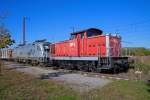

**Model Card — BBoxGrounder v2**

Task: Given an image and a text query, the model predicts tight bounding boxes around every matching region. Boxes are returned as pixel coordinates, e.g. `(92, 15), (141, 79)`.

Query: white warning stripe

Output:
(106, 35), (110, 57)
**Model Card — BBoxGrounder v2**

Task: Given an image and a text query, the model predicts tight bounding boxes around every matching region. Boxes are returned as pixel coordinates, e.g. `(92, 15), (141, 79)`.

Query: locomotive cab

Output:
(70, 28), (105, 57)
(70, 28), (103, 39)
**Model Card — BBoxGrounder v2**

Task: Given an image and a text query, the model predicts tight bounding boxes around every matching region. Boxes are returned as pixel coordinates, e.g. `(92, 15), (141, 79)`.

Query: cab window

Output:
(87, 31), (101, 37)
(81, 32), (84, 38)
(44, 45), (49, 52)
(70, 34), (76, 39)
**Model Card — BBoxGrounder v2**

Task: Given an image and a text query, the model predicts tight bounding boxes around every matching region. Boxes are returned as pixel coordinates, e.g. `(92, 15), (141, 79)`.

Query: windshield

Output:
(43, 45), (50, 52)
(44, 46), (49, 49)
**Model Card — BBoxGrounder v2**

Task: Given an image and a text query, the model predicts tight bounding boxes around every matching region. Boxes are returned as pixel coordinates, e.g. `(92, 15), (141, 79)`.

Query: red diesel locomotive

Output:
(50, 28), (129, 73)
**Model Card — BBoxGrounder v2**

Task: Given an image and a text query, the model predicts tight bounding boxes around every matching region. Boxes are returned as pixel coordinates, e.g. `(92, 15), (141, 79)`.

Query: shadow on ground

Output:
(6, 66), (28, 70)
(40, 72), (67, 79)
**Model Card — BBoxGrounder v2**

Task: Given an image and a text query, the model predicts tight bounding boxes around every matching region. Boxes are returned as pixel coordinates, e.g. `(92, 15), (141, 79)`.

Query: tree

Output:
(0, 25), (15, 48)
(0, 12), (15, 75)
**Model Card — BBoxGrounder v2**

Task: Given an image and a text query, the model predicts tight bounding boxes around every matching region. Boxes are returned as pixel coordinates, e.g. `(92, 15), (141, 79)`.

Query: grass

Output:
(0, 65), (78, 100)
(0, 64), (150, 100)
(88, 80), (150, 100)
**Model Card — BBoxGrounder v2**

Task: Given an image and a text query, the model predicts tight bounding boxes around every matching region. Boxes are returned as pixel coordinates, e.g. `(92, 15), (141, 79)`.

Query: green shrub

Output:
(134, 62), (150, 74)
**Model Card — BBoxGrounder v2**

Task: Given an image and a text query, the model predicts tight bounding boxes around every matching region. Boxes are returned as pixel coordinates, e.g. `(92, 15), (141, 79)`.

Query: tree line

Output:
(121, 47), (150, 56)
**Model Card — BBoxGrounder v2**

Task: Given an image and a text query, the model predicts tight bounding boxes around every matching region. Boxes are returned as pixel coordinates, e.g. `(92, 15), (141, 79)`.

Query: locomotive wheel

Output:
(83, 66), (89, 72)
(95, 67), (102, 73)
(66, 63), (74, 70)
(88, 62), (97, 72)
(112, 65), (119, 74)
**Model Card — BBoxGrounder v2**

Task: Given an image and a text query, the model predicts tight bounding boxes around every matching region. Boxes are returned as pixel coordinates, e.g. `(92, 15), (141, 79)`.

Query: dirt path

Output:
(4, 62), (111, 93)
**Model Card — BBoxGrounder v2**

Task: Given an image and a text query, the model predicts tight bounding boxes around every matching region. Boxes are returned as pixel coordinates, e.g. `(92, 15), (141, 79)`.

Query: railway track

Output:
(39, 64), (131, 81)
(5, 60), (131, 81)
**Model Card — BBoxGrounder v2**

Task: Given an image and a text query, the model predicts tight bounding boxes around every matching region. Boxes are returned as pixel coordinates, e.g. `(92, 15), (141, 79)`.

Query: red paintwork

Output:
(109, 36), (121, 57)
(50, 28), (121, 57)
(51, 39), (78, 57)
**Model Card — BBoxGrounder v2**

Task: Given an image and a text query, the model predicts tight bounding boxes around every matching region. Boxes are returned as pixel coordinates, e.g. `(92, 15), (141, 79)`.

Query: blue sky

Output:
(0, 0), (150, 48)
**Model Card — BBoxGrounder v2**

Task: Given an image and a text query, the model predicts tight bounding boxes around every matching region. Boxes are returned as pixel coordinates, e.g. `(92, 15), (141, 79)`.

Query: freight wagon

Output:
(0, 48), (13, 60)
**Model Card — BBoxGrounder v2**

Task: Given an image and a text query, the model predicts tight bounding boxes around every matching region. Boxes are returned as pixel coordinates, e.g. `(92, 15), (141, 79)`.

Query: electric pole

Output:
(23, 16), (26, 45)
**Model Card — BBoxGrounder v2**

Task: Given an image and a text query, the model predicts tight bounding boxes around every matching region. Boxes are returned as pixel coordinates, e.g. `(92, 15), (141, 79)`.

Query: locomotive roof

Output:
(70, 28), (103, 35)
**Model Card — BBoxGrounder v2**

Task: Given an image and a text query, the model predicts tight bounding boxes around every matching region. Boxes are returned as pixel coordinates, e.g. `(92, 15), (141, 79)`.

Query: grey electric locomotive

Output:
(12, 40), (50, 65)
